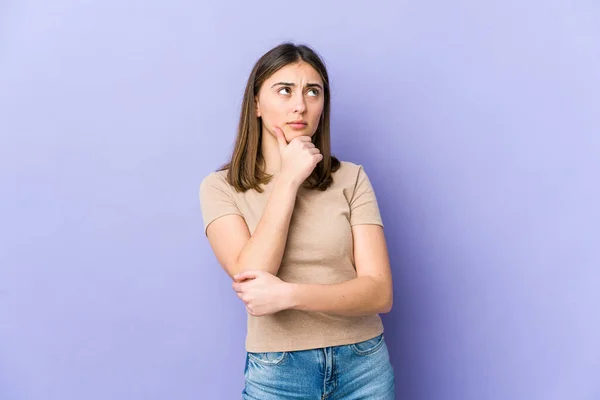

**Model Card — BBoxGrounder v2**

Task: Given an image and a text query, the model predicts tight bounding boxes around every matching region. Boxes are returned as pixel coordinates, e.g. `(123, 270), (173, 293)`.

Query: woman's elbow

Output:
(379, 298), (393, 314)
(378, 288), (393, 314)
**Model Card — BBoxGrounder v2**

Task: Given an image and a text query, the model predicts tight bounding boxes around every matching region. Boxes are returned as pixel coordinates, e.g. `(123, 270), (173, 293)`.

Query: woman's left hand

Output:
(232, 270), (293, 316)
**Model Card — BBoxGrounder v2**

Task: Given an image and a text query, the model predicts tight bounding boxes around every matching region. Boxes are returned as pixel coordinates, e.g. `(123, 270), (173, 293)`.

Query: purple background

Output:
(1, 1), (599, 399)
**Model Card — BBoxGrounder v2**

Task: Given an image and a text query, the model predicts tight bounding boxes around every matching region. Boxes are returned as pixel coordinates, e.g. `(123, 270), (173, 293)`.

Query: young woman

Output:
(199, 42), (395, 399)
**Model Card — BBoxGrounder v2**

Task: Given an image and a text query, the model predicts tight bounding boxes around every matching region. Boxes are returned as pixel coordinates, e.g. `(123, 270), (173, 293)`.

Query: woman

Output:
(199, 42), (395, 399)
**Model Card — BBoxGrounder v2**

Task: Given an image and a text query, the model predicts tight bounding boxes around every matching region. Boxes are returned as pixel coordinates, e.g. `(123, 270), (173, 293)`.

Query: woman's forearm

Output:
(285, 276), (393, 317)
(233, 175), (298, 276)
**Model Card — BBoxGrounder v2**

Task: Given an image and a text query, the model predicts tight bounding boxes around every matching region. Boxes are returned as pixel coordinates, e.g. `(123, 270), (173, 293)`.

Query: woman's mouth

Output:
(288, 121), (308, 130)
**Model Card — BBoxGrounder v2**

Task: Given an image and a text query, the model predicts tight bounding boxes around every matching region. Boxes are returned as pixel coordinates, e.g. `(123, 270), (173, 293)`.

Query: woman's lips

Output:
(288, 122), (307, 129)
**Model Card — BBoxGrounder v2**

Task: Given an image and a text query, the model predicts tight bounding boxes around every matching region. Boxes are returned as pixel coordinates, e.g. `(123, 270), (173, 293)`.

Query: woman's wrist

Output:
(274, 172), (302, 192)
(282, 282), (300, 311)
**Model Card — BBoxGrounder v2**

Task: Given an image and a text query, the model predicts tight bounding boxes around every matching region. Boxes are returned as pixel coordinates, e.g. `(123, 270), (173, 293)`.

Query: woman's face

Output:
(255, 61), (325, 143)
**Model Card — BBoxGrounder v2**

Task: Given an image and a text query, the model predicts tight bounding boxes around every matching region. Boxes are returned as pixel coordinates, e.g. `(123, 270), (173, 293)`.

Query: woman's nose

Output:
(293, 93), (307, 113)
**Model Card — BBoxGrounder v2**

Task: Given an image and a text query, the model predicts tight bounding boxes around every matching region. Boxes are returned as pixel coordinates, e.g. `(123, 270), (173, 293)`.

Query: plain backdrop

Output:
(1, 1), (599, 399)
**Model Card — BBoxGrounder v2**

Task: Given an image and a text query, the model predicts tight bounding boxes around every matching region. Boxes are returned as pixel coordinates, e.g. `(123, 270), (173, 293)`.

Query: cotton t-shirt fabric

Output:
(199, 160), (385, 352)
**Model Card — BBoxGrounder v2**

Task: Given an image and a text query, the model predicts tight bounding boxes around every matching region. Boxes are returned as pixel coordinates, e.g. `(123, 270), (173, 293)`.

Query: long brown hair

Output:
(219, 42), (341, 192)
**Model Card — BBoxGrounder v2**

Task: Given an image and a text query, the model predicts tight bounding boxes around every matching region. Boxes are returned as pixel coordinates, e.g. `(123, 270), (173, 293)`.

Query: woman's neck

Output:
(261, 128), (281, 175)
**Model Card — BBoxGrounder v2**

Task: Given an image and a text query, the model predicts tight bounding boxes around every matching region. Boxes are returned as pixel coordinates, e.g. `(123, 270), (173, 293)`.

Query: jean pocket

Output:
(247, 351), (288, 366)
(350, 333), (385, 356)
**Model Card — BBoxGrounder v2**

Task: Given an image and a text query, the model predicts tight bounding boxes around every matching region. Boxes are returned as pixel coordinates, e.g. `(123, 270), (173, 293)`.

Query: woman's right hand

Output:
(274, 126), (323, 187)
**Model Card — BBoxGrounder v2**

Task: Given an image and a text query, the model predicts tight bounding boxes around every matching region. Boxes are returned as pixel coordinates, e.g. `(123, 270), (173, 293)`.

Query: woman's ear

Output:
(254, 96), (261, 117)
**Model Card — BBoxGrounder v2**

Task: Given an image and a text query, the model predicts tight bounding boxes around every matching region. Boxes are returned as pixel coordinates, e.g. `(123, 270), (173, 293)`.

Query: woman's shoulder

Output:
(199, 169), (231, 192)
(201, 162), (370, 192)
(333, 160), (369, 182)
(336, 160), (361, 171)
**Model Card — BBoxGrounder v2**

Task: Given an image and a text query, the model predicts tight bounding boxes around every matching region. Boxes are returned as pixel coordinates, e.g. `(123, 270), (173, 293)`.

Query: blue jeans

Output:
(242, 333), (395, 399)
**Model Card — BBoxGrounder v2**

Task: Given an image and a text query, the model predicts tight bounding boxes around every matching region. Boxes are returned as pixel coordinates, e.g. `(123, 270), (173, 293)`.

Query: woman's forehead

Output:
(267, 62), (323, 84)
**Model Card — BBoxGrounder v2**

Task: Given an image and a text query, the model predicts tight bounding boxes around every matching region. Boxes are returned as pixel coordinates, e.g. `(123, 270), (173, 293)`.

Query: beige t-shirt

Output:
(199, 160), (385, 352)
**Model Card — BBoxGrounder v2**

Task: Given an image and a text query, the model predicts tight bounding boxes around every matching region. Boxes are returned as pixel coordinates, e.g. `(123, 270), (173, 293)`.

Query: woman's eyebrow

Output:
(271, 82), (323, 90)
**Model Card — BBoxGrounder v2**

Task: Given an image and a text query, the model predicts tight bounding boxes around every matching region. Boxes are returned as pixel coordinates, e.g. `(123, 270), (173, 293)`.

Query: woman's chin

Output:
(285, 130), (315, 142)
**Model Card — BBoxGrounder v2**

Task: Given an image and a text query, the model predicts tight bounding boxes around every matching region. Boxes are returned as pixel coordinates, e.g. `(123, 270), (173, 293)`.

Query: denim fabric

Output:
(242, 333), (395, 399)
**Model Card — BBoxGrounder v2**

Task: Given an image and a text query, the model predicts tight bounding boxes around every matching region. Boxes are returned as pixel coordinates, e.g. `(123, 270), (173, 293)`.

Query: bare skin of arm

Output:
(233, 224), (393, 317)
(206, 127), (322, 279)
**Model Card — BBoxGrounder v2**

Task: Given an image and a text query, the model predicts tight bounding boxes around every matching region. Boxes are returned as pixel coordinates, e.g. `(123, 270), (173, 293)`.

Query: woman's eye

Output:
(307, 89), (320, 97)
(278, 87), (291, 95)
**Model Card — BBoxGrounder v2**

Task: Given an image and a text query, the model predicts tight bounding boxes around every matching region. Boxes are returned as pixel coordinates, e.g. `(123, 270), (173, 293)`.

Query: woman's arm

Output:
(207, 175), (298, 279)
(206, 129), (322, 280)
(286, 224), (393, 316)
(232, 224), (393, 317)
(287, 277), (391, 317)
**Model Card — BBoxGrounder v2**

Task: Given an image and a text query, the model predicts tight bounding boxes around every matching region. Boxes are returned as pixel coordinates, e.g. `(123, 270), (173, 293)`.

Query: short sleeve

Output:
(199, 172), (243, 236)
(349, 166), (383, 227)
